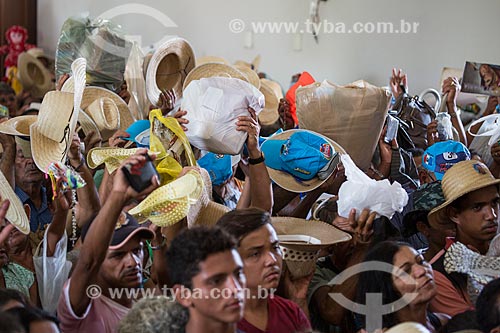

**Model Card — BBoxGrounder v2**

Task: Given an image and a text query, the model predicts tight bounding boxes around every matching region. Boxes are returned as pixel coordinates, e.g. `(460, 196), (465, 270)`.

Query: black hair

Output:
(476, 278), (500, 333)
(356, 240), (411, 329)
(0, 82), (15, 95)
(7, 306), (59, 332)
(216, 208), (271, 245)
(0, 289), (29, 310)
(0, 311), (25, 333)
(166, 226), (237, 289)
(402, 210), (430, 238)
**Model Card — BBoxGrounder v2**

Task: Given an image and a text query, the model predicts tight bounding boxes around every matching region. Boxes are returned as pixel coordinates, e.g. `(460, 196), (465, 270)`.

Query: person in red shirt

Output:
(217, 208), (312, 333)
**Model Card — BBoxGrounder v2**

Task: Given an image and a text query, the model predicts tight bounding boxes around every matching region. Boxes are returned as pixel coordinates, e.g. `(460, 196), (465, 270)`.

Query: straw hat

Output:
(258, 79), (281, 125)
(146, 37), (195, 105)
(17, 51), (54, 98)
(87, 147), (149, 173)
(30, 91), (77, 171)
(385, 322), (431, 333)
(0, 115), (37, 136)
(187, 167), (230, 228)
(0, 171), (30, 234)
(272, 217), (351, 278)
(234, 64), (260, 89)
(81, 86), (134, 131)
(182, 63), (249, 92)
(128, 170), (203, 227)
(262, 129), (345, 193)
(196, 56), (228, 66)
(82, 97), (120, 140)
(234, 55), (261, 71)
(428, 160), (500, 229)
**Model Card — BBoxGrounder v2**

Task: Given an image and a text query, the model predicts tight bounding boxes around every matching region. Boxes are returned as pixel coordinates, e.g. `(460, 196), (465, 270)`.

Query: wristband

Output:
(248, 153), (265, 165)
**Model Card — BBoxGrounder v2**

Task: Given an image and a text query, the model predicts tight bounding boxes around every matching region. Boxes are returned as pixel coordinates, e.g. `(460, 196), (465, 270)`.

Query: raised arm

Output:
(68, 149), (159, 316)
(442, 77), (467, 146)
(237, 107), (273, 212)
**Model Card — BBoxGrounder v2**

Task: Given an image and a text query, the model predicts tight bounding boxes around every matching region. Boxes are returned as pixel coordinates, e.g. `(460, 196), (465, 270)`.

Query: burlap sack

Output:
(297, 80), (391, 170)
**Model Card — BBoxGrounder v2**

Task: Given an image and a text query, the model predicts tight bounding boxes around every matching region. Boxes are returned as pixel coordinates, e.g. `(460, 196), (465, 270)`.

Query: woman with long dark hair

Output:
(356, 241), (448, 332)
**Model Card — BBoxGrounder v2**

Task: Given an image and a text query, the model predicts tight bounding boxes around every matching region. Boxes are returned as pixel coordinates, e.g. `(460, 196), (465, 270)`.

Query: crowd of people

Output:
(0, 22), (499, 333)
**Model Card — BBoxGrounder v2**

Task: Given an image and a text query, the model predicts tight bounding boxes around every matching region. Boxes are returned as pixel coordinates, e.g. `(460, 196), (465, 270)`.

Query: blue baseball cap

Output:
(422, 140), (471, 180)
(124, 120), (150, 148)
(197, 153), (233, 186)
(261, 131), (335, 181)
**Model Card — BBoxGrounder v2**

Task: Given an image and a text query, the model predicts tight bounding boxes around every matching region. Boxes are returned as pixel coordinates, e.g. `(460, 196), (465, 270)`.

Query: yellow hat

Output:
(129, 170), (203, 227)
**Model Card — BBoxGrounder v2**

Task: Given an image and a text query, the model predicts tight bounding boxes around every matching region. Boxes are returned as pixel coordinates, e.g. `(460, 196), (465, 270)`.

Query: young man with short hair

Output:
(428, 160), (500, 316)
(217, 208), (311, 333)
(167, 226), (246, 333)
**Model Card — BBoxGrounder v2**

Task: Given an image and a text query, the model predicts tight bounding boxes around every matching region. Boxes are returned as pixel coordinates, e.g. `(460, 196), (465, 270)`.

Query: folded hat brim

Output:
(18, 52), (54, 98)
(30, 122), (71, 172)
(271, 217), (351, 251)
(0, 115), (37, 136)
(0, 172), (30, 235)
(428, 177), (500, 230)
(81, 87), (134, 130)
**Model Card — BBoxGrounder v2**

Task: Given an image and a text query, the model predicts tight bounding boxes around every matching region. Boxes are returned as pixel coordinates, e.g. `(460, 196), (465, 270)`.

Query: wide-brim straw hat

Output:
(187, 167), (229, 228)
(83, 97), (120, 140)
(30, 91), (76, 171)
(262, 129), (346, 193)
(196, 56), (228, 66)
(146, 37), (196, 105)
(182, 63), (249, 92)
(272, 217), (351, 278)
(234, 55), (261, 71)
(234, 64), (260, 89)
(87, 147), (153, 173)
(428, 160), (500, 229)
(81, 86), (134, 131)
(0, 115), (37, 136)
(128, 170), (203, 227)
(17, 51), (54, 99)
(0, 171), (30, 234)
(258, 79), (281, 125)
(272, 217), (352, 251)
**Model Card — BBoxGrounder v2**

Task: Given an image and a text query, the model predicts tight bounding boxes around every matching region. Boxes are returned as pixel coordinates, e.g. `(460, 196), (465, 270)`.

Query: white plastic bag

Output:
(182, 77), (264, 155)
(33, 229), (72, 315)
(337, 154), (408, 219)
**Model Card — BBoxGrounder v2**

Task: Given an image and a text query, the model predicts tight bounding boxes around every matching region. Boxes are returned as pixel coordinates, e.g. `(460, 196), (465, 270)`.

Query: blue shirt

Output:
(15, 186), (52, 232)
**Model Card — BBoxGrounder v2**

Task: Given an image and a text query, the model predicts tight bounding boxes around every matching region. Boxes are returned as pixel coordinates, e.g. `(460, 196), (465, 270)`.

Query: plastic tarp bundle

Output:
(337, 154), (408, 220)
(296, 80), (391, 170)
(182, 77), (264, 155)
(55, 16), (133, 92)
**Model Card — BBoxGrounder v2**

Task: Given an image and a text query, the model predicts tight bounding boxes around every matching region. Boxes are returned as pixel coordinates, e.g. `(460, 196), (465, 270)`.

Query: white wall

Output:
(38, 0), (500, 94)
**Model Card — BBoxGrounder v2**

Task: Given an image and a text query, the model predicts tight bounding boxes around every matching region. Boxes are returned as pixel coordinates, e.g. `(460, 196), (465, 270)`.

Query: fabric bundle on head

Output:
(272, 217), (351, 278)
(146, 37), (195, 105)
(128, 170), (203, 227)
(261, 129), (343, 193)
(182, 76), (264, 155)
(0, 171), (30, 234)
